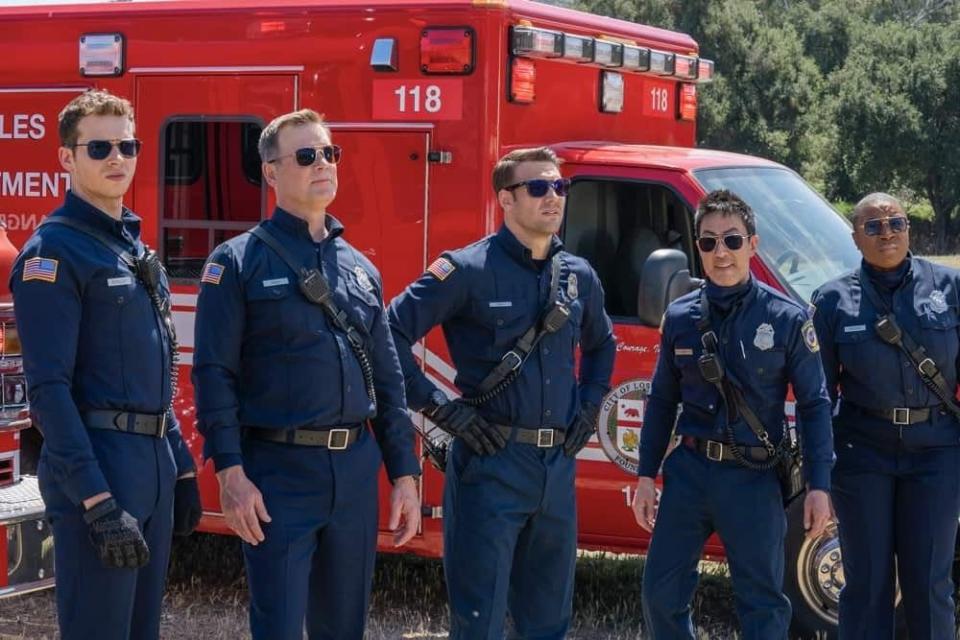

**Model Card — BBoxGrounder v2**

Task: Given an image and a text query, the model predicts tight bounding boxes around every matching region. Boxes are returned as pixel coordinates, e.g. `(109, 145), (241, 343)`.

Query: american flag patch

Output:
(200, 262), (225, 285)
(22, 257), (58, 283)
(426, 257), (455, 281)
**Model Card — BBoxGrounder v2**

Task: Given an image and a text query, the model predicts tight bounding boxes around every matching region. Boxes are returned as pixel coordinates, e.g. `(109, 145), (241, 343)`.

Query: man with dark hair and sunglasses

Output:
(387, 146), (615, 639)
(9, 89), (199, 639)
(192, 108), (420, 640)
(811, 193), (960, 639)
(632, 189), (834, 639)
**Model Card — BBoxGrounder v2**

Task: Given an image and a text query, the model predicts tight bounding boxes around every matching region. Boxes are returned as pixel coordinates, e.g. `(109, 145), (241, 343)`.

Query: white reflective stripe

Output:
(576, 447), (609, 462)
(424, 347), (457, 385)
(173, 310), (195, 349)
(172, 293), (198, 307)
(178, 352), (193, 366)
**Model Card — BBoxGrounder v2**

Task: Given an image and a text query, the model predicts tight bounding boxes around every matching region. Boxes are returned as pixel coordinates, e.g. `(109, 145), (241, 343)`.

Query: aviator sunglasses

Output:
(268, 144), (343, 167)
(503, 178), (571, 198)
(696, 233), (752, 252)
(861, 216), (908, 237)
(72, 139), (142, 160)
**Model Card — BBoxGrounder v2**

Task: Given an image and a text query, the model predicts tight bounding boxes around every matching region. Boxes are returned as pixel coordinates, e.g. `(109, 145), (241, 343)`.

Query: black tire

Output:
(784, 492), (910, 640)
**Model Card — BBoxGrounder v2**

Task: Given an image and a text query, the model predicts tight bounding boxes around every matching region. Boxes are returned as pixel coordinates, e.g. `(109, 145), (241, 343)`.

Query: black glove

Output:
(83, 497), (150, 569)
(564, 402), (599, 458)
(173, 476), (202, 536)
(429, 400), (506, 456)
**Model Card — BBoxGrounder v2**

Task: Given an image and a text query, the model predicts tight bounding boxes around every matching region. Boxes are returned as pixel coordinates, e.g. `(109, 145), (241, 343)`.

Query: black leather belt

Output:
(854, 404), (932, 425)
(493, 425), (566, 448)
(682, 436), (772, 463)
(83, 410), (168, 438)
(244, 426), (362, 449)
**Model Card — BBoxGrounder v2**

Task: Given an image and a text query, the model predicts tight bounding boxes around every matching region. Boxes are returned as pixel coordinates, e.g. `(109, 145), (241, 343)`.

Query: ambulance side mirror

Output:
(637, 249), (702, 327)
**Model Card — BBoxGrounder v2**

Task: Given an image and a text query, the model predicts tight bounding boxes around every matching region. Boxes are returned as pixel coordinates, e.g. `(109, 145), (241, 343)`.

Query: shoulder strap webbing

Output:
(858, 267), (960, 420)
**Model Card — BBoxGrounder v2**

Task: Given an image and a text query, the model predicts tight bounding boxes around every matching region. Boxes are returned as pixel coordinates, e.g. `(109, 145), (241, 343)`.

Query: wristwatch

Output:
(425, 389), (449, 418)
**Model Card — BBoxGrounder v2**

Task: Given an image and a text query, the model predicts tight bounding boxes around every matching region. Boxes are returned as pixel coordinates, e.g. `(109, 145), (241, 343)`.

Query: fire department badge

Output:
(354, 266), (374, 292)
(753, 323), (775, 351)
(929, 290), (948, 314)
(566, 273), (579, 300)
(597, 378), (653, 475)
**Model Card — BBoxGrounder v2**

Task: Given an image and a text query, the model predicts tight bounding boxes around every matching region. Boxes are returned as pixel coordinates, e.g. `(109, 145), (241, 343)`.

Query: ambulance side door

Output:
(132, 73), (295, 527)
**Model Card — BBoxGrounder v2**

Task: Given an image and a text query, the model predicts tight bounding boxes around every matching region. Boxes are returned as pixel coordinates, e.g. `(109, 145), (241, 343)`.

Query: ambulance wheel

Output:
(784, 493), (910, 640)
(784, 494), (840, 639)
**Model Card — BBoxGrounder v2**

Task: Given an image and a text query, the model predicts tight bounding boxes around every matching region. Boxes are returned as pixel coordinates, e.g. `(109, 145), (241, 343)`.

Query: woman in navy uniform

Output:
(812, 192), (960, 639)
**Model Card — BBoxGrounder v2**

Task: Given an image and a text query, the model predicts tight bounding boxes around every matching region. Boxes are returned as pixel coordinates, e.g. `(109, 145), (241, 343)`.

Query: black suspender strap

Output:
(247, 224), (378, 411)
(41, 216), (181, 413)
(857, 267), (960, 421)
(465, 254), (571, 405)
(42, 216), (139, 266)
(696, 287), (782, 466)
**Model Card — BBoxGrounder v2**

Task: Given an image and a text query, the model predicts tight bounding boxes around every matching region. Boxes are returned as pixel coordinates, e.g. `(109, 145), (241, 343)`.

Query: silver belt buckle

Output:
(156, 412), (168, 439)
(893, 408), (910, 425)
(536, 429), (555, 448)
(327, 428), (351, 450)
(705, 440), (723, 461)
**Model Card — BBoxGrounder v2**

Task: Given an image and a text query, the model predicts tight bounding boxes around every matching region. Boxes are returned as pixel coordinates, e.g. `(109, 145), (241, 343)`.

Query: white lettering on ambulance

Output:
(0, 114), (46, 140)
(0, 213), (42, 231)
(0, 171), (70, 197)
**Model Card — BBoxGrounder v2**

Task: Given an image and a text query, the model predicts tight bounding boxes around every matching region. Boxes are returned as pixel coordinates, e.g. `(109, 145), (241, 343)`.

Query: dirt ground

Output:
(0, 534), (739, 639)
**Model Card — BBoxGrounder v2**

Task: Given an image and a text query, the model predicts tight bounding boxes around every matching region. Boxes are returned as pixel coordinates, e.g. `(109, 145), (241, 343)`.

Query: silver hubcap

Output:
(797, 523), (843, 625)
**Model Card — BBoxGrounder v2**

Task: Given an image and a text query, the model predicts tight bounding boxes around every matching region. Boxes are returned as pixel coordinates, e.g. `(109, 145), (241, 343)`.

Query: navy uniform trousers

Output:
(39, 432), (176, 640)
(641, 445), (790, 640)
(241, 429), (382, 640)
(832, 429), (960, 639)
(443, 438), (577, 640)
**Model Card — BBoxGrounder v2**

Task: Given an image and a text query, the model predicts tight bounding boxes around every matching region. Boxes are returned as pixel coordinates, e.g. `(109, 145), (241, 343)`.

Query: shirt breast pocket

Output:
(245, 281), (299, 340)
(344, 280), (381, 334)
(473, 300), (531, 355)
(83, 274), (155, 390)
(918, 308), (960, 372)
(747, 347), (786, 381)
(834, 326), (878, 380)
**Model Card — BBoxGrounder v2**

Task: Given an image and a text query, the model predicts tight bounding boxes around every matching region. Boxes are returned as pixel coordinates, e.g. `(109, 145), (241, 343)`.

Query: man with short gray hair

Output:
(193, 108), (421, 640)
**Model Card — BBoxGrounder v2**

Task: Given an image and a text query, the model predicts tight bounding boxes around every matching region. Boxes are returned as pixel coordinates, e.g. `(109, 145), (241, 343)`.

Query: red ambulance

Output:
(0, 0), (871, 635)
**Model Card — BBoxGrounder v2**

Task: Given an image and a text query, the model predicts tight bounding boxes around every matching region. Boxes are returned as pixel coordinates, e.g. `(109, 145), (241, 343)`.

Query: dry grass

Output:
(0, 534), (740, 639)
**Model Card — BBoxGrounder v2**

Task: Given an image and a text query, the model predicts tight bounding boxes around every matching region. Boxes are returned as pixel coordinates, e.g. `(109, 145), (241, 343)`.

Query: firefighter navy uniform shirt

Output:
(10, 190), (194, 505)
(812, 255), (960, 447)
(638, 277), (835, 490)
(387, 224), (616, 429)
(192, 208), (419, 479)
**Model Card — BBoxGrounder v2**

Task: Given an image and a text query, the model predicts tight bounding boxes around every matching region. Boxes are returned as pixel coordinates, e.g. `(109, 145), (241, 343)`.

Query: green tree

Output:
(830, 20), (960, 251)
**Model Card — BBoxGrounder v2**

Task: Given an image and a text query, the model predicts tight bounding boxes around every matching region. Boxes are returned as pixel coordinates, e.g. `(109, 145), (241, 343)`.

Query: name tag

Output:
(107, 276), (133, 287)
(262, 277), (289, 288)
(844, 324), (866, 333)
(674, 348), (694, 356)
(488, 301), (513, 308)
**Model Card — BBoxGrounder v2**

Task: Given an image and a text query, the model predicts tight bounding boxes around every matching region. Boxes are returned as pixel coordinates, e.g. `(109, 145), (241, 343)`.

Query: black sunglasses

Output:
(696, 233), (752, 252)
(268, 145), (342, 167)
(73, 139), (142, 160)
(861, 216), (908, 237)
(504, 178), (571, 198)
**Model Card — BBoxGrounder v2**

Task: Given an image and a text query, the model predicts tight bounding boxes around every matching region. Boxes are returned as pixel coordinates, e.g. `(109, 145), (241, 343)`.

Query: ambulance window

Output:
(160, 118), (266, 279)
(563, 180), (696, 320)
